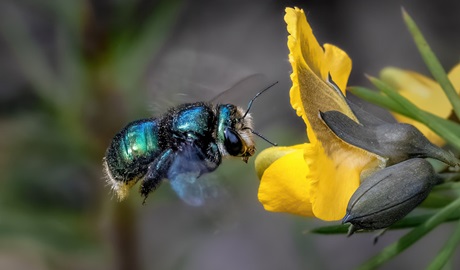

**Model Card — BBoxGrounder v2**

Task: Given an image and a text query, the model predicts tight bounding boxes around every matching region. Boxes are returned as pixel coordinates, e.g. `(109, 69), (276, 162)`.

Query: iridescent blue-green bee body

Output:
(104, 119), (161, 188)
(103, 102), (255, 204)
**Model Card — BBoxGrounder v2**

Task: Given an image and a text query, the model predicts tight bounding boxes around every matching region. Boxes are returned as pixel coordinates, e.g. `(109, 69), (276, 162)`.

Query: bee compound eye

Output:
(224, 128), (244, 156)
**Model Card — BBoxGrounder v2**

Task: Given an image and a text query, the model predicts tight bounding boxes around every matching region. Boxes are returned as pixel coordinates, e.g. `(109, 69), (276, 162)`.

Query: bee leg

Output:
(201, 142), (222, 175)
(140, 149), (175, 204)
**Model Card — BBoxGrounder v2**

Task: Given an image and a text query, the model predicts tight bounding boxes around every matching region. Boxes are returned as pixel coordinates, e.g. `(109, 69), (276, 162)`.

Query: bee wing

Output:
(167, 144), (221, 206)
(210, 73), (281, 132)
(209, 73), (269, 106)
(148, 50), (261, 110)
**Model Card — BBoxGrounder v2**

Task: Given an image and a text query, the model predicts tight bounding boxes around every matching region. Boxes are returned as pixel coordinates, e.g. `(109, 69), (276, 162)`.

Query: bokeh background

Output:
(1, 0), (460, 269)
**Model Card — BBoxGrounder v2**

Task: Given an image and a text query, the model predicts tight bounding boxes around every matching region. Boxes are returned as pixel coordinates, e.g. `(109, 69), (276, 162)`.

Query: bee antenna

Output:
(242, 81), (279, 119)
(250, 128), (278, 146)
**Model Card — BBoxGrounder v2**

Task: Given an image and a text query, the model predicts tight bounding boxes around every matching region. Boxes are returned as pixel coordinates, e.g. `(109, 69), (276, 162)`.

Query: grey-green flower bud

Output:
(319, 110), (459, 167)
(343, 158), (440, 234)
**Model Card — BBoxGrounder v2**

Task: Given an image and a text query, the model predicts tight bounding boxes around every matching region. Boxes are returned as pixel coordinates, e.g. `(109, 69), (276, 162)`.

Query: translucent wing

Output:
(147, 50), (263, 109)
(210, 73), (269, 105)
(210, 73), (278, 133)
(147, 74), (269, 119)
(167, 144), (221, 206)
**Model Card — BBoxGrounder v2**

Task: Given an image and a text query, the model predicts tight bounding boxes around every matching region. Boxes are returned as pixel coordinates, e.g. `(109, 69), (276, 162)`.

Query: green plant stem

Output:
(311, 209), (460, 235)
(427, 220), (460, 270)
(358, 196), (460, 270)
(402, 8), (460, 120)
(348, 86), (411, 116)
(366, 76), (460, 150)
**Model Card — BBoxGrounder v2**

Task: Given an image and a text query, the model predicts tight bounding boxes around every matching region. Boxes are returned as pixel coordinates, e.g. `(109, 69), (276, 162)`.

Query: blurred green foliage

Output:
(0, 0), (182, 269)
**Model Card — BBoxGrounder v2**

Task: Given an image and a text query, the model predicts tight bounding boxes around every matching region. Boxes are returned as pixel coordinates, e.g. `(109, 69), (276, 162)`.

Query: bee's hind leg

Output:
(140, 149), (175, 204)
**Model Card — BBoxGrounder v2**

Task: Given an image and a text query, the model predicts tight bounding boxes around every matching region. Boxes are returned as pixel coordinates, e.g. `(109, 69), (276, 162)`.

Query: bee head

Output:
(217, 81), (278, 162)
(217, 104), (255, 162)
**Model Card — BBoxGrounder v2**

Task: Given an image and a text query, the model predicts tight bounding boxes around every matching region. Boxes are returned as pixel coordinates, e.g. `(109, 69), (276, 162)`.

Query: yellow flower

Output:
(380, 64), (460, 146)
(255, 7), (386, 221)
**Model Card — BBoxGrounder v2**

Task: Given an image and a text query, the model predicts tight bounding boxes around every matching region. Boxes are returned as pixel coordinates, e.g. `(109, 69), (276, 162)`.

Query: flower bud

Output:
(320, 110), (459, 166)
(342, 158), (440, 234)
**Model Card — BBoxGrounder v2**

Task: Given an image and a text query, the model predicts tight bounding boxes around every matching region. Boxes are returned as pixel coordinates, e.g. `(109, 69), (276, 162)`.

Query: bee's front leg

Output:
(201, 142), (222, 174)
(140, 149), (175, 204)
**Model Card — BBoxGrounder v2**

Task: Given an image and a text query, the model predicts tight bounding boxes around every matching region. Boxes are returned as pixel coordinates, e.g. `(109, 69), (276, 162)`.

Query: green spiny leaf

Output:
(366, 76), (460, 150)
(358, 196), (460, 270)
(402, 8), (460, 121)
(427, 220), (460, 270)
(348, 86), (411, 116)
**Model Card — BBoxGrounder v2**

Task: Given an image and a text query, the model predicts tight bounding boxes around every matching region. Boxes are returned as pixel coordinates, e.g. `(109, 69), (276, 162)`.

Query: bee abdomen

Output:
(105, 119), (161, 183)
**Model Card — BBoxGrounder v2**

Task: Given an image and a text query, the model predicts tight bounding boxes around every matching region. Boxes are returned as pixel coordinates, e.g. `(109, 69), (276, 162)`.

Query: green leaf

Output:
(427, 220), (460, 270)
(367, 75), (425, 121)
(311, 210), (460, 235)
(348, 86), (412, 116)
(310, 224), (349, 234)
(402, 8), (460, 121)
(358, 196), (460, 270)
(367, 76), (460, 150)
(433, 182), (460, 191)
(421, 192), (455, 208)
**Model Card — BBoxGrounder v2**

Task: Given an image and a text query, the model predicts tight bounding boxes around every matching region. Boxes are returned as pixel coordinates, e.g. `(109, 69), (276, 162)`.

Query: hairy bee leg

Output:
(140, 149), (175, 204)
(201, 142), (222, 173)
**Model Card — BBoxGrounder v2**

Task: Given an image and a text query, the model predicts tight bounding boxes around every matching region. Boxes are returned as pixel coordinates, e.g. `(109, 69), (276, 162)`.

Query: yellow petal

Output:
(380, 67), (453, 146)
(306, 139), (383, 221)
(381, 67), (452, 117)
(286, 7), (386, 220)
(285, 7), (323, 80)
(286, 7), (384, 163)
(257, 145), (313, 216)
(254, 144), (306, 179)
(323, 44), (352, 94)
(286, 7), (317, 130)
(286, 7), (358, 145)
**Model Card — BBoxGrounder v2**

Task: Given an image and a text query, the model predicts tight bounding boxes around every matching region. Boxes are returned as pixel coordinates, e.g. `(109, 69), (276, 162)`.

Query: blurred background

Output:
(1, 0), (459, 269)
